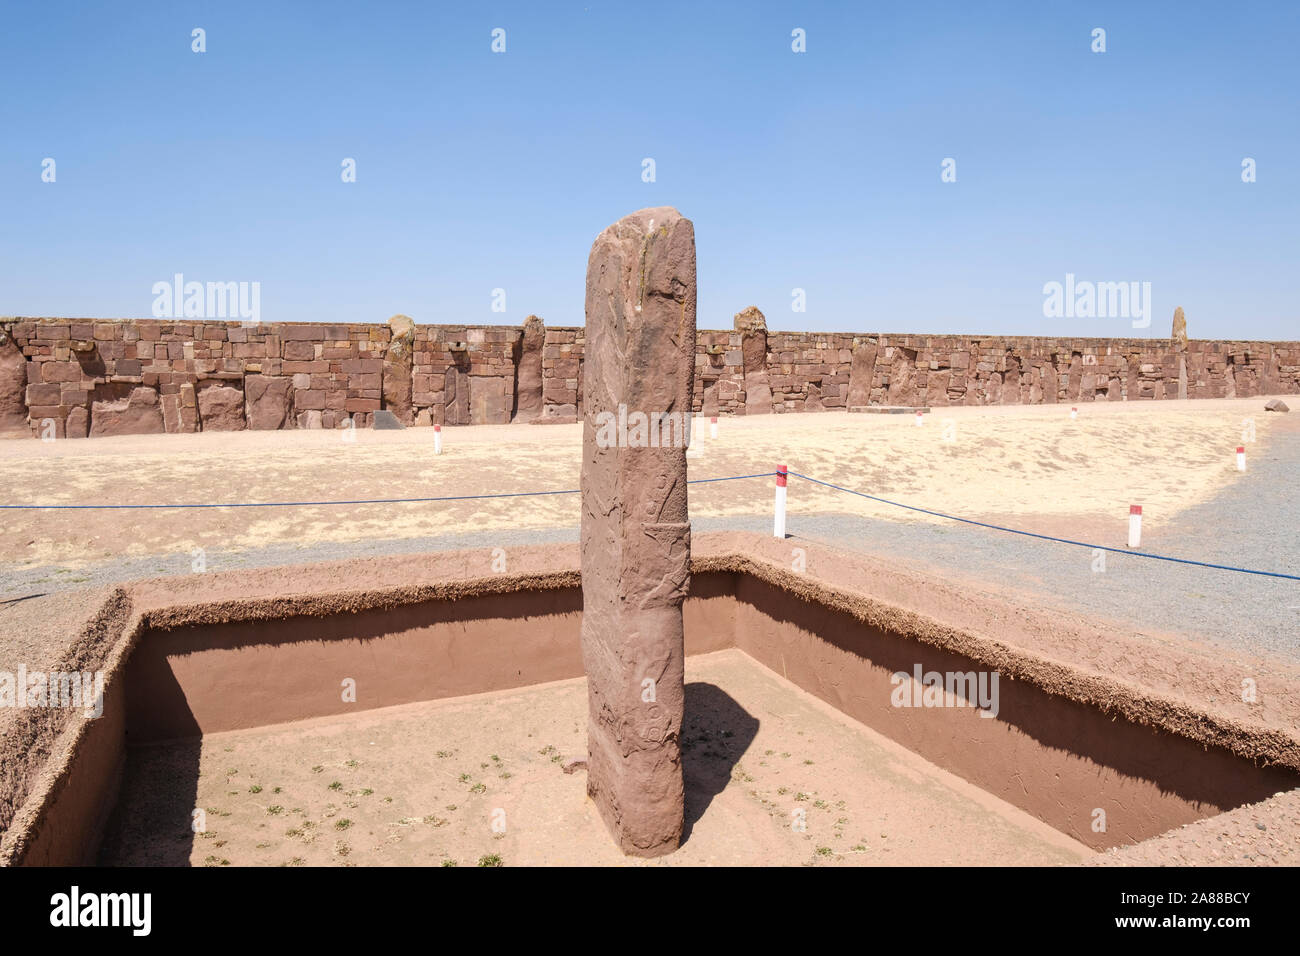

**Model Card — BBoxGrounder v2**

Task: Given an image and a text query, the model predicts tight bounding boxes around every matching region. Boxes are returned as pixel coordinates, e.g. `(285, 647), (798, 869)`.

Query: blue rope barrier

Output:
(5, 463), (1292, 582)
(0, 472), (777, 511)
(787, 471), (1300, 583)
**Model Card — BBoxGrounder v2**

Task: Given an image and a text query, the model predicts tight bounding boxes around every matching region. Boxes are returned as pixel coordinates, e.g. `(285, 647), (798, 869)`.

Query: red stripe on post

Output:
(435, 424), (441, 432)
(776, 465), (788, 488)
(1237, 446), (1245, 454)
(1130, 505), (1142, 515)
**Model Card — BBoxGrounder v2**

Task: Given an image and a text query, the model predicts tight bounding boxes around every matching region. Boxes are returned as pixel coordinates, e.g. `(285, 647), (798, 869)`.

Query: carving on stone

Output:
(579, 207), (696, 856)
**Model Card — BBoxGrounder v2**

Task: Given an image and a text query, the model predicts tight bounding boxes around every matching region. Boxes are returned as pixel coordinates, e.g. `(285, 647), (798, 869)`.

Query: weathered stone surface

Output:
(1265, 399), (1290, 412)
(198, 383), (246, 431)
(245, 374), (293, 429)
(0, 333), (28, 431)
(735, 306), (772, 415)
(580, 207), (695, 857)
(65, 405), (89, 439)
(382, 314), (416, 424)
(444, 365), (469, 425)
(514, 314), (545, 421)
(733, 305), (766, 336)
(160, 391), (199, 434)
(845, 340), (878, 407)
(1172, 306), (1188, 351)
(89, 386), (165, 437)
(469, 375), (512, 425)
(5, 315), (1300, 439)
(535, 403), (577, 424)
(889, 346), (920, 405)
(372, 409), (405, 429)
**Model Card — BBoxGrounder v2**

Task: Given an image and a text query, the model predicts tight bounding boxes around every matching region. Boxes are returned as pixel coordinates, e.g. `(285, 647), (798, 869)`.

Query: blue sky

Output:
(1, 0), (1296, 338)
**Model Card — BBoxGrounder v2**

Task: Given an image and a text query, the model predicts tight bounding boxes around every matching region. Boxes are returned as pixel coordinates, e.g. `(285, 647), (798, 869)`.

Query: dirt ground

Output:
(0, 398), (1277, 568)
(98, 649), (1091, 867)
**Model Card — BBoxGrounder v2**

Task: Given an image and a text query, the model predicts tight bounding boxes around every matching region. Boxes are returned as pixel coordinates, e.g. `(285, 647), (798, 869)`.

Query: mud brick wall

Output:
(1, 314), (1297, 438)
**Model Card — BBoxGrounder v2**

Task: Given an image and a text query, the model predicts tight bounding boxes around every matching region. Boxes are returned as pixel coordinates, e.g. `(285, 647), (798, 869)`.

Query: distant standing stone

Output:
(1171, 306), (1188, 351)
(1264, 399), (1290, 413)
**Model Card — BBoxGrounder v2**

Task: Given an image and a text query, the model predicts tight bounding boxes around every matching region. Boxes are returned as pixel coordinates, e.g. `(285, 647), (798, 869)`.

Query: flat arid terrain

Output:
(0, 397), (1276, 567)
(4, 396), (1296, 662)
(99, 649), (1090, 867)
(2, 399), (1296, 872)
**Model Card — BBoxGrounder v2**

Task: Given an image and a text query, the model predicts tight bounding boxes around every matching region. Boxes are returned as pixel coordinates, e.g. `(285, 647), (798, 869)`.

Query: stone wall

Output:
(2, 312), (1297, 437)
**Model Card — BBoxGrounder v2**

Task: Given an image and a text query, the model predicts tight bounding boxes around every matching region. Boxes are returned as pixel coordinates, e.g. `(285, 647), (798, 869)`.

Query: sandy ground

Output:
(98, 649), (1091, 867)
(0, 398), (1280, 568)
(1092, 788), (1300, 866)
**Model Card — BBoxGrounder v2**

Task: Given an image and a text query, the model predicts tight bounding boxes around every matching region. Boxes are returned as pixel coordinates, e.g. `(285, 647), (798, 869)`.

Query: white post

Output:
(1128, 505), (1142, 549)
(914, 410), (923, 427)
(710, 416), (718, 440)
(434, 423), (443, 455)
(1070, 407), (1078, 421)
(773, 465), (788, 539)
(1236, 446), (1246, 472)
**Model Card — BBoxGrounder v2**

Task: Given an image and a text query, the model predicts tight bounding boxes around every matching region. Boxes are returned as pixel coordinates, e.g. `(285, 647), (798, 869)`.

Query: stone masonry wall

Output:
(1, 312), (1297, 437)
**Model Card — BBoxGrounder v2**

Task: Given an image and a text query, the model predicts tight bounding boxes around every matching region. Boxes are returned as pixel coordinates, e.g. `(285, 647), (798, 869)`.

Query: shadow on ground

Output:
(681, 681), (759, 843)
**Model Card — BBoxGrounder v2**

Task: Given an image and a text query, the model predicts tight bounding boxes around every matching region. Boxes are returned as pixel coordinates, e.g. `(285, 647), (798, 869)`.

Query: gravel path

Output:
(781, 423), (1300, 663)
(4, 420), (1296, 663)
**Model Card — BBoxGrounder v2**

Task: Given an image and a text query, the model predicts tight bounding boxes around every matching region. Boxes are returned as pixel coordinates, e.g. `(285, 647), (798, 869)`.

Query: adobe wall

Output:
(1, 312), (1297, 437)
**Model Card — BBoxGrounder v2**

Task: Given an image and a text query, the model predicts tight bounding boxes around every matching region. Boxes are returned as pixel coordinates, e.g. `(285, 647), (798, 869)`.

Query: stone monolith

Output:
(1171, 306), (1188, 351)
(734, 306), (773, 414)
(0, 331), (27, 432)
(514, 314), (545, 422)
(1172, 307), (1189, 399)
(580, 207), (696, 856)
(383, 314), (417, 424)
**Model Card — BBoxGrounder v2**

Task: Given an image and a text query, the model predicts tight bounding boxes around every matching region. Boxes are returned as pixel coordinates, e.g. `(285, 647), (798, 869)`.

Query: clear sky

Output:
(2, 1), (1296, 339)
